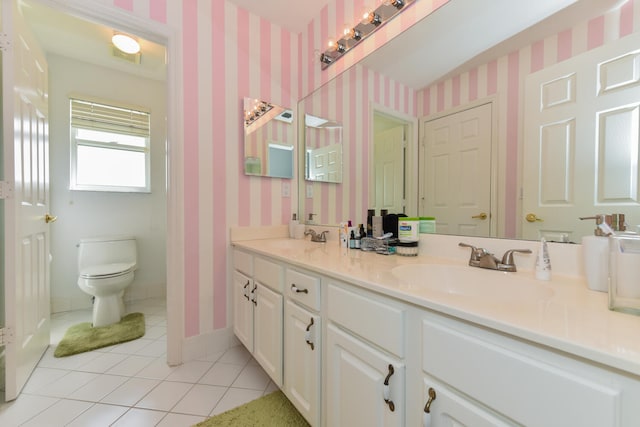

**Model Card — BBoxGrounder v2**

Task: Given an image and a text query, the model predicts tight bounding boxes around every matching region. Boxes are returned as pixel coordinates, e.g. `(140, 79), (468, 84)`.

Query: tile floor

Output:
(0, 298), (275, 426)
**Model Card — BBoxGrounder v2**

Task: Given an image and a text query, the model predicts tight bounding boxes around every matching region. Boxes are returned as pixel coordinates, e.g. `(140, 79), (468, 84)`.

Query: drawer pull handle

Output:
(305, 318), (315, 350)
(383, 364), (395, 412)
(423, 387), (436, 427)
(243, 280), (250, 301)
(291, 284), (309, 294)
(251, 284), (257, 306)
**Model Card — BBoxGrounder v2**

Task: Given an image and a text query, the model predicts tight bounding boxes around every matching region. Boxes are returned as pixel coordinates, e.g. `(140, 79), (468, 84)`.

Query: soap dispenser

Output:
(579, 215), (611, 292)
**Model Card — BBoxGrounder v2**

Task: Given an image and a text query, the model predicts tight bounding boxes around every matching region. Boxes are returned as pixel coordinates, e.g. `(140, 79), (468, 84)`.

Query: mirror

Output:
(304, 114), (343, 183)
(243, 97), (294, 179)
(298, 0), (636, 241)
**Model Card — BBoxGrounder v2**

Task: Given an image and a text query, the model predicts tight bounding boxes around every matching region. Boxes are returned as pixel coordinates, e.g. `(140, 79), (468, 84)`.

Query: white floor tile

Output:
(0, 395), (58, 426)
(210, 388), (263, 416)
(37, 347), (102, 370)
(157, 412), (206, 426)
(21, 367), (70, 394)
(68, 374), (129, 401)
(135, 357), (176, 380)
(108, 338), (156, 355)
(198, 362), (243, 387)
(20, 398), (93, 427)
(111, 407), (166, 427)
(66, 403), (128, 427)
(171, 384), (227, 416)
(135, 381), (192, 411)
(106, 355), (155, 376)
(144, 325), (166, 339)
(218, 345), (252, 365)
(101, 377), (160, 407)
(232, 364), (271, 391)
(77, 352), (128, 373)
(135, 340), (166, 357)
(33, 371), (99, 398)
(164, 360), (213, 384)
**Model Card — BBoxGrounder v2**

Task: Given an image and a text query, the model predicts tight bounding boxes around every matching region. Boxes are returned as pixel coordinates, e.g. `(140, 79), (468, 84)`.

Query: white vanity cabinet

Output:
(283, 268), (322, 426)
(326, 281), (406, 427)
(418, 311), (640, 427)
(232, 249), (284, 386)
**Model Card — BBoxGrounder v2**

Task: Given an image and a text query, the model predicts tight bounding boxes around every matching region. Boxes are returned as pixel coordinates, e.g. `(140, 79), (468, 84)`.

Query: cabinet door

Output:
(254, 283), (284, 386)
(233, 270), (254, 352)
(421, 376), (512, 427)
(326, 324), (405, 427)
(284, 300), (321, 426)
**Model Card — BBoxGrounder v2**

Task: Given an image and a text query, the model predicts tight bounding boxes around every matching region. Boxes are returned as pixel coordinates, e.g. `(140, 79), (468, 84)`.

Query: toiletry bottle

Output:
(355, 226), (362, 249)
(535, 237), (551, 280)
(367, 209), (374, 237)
(349, 230), (355, 249)
(579, 215), (610, 292)
(289, 213), (298, 239)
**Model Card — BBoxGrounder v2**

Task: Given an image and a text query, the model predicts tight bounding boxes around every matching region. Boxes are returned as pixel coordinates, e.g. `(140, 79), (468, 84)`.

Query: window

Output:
(70, 98), (151, 192)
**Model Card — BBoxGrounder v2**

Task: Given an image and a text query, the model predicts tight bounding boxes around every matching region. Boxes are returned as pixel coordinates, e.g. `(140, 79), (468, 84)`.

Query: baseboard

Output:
(181, 327), (240, 363)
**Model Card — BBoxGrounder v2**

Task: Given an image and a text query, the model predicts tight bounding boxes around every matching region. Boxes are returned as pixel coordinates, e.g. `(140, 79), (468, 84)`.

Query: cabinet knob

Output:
(243, 281), (250, 301)
(423, 387), (437, 427)
(383, 364), (395, 412)
(251, 284), (257, 306)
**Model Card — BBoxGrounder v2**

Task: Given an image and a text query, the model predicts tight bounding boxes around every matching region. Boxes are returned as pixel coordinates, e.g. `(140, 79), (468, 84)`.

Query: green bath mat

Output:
(195, 390), (310, 427)
(54, 312), (145, 357)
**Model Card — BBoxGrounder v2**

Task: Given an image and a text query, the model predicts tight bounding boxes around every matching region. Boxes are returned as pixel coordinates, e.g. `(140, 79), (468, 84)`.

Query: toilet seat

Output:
(80, 262), (136, 279)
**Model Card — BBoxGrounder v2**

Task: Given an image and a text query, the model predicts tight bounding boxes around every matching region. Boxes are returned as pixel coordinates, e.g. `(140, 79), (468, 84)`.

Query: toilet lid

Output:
(80, 262), (136, 279)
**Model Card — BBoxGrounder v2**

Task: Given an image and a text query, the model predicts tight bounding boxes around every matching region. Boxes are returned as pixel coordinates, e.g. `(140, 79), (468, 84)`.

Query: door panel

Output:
(421, 103), (493, 236)
(374, 126), (405, 214)
(2, 0), (51, 401)
(523, 32), (640, 241)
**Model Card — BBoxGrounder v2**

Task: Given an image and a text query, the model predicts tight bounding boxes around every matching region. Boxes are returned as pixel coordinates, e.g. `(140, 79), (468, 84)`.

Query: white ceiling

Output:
(226, 0), (331, 34)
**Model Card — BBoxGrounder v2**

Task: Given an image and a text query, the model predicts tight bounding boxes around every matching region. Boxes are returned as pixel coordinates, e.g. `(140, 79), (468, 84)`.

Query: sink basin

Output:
(391, 264), (554, 301)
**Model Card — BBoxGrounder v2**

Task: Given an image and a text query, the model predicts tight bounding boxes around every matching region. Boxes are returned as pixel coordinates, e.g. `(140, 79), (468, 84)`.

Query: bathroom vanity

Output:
(231, 234), (640, 426)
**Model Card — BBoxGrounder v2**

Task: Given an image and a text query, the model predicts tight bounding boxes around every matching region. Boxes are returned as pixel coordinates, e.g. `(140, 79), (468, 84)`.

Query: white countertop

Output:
(233, 236), (640, 378)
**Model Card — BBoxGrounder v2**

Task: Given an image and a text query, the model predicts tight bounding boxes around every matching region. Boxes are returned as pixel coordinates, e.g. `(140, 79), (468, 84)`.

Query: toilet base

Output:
(92, 294), (124, 327)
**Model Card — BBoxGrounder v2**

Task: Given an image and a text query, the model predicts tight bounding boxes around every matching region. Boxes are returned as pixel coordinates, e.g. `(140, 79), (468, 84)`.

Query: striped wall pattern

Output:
(108, 0), (299, 338)
(415, 0), (640, 238)
(302, 64), (415, 226)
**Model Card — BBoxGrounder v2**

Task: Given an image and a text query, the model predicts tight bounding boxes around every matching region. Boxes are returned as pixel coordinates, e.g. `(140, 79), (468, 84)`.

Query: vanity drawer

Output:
(285, 269), (321, 311)
(233, 249), (253, 276)
(254, 256), (283, 292)
(422, 317), (619, 427)
(328, 283), (405, 358)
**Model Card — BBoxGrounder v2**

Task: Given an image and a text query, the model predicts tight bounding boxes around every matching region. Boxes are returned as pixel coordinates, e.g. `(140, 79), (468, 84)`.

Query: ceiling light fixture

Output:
(320, 0), (415, 70)
(112, 32), (141, 54)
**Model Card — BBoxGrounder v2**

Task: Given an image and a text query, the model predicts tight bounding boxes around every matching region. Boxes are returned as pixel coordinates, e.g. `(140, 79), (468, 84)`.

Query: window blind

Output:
(70, 98), (150, 137)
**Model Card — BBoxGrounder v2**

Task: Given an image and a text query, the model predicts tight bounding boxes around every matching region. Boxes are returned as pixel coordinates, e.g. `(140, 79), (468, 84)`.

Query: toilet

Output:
(77, 236), (137, 327)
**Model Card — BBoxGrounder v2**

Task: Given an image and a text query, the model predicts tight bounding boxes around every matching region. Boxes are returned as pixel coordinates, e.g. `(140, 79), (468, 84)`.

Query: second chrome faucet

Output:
(459, 242), (531, 272)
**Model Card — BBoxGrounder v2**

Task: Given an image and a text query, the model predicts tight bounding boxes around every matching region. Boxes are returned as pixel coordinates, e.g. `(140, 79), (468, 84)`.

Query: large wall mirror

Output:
(298, 0), (639, 242)
(244, 97), (294, 179)
(304, 114), (343, 183)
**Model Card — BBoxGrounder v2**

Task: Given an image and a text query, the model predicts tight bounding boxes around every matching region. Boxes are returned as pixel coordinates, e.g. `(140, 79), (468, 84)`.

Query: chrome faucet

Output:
(459, 242), (531, 272)
(305, 229), (328, 243)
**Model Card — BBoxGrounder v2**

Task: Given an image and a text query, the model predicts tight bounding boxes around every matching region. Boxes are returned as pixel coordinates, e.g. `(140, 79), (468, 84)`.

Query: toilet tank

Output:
(78, 236), (137, 271)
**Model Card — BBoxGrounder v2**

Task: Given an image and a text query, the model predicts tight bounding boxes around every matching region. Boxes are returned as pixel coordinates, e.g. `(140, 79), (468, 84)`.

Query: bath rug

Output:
(54, 312), (145, 357)
(194, 390), (310, 427)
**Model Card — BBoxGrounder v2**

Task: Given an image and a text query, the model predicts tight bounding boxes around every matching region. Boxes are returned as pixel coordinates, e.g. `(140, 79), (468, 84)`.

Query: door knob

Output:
(471, 212), (487, 220)
(45, 214), (57, 223)
(526, 213), (543, 223)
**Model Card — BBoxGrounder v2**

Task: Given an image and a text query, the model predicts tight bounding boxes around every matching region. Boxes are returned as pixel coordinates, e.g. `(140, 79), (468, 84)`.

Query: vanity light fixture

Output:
(244, 99), (273, 126)
(320, 0), (415, 69)
(112, 32), (141, 54)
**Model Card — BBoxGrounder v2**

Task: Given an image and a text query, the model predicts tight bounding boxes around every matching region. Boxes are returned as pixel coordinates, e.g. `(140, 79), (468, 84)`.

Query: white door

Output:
(284, 300), (320, 426)
(421, 103), (493, 236)
(308, 143), (342, 182)
(326, 324), (405, 427)
(523, 32), (640, 242)
(2, 0), (51, 401)
(374, 126), (405, 214)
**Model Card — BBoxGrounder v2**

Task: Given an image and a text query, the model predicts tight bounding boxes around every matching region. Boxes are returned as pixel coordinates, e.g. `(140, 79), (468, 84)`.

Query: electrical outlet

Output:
(306, 184), (314, 198)
(282, 182), (290, 197)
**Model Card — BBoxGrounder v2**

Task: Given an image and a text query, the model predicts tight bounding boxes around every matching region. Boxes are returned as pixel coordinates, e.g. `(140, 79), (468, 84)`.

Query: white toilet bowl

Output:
(77, 237), (137, 327)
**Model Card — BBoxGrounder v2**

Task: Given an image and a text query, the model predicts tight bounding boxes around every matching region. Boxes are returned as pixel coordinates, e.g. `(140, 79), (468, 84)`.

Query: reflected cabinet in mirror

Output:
(298, 0), (639, 242)
(243, 97), (294, 179)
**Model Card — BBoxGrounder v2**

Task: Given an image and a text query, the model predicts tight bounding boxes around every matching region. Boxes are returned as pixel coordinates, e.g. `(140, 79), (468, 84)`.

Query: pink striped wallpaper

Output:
(416, 0), (639, 238)
(100, 0), (640, 344)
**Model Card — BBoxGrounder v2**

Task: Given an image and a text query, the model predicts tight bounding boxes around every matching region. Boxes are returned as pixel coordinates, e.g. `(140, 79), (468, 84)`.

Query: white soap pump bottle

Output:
(579, 214), (610, 292)
(289, 213), (299, 239)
